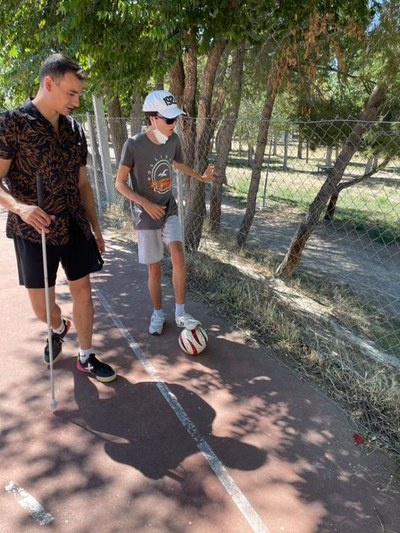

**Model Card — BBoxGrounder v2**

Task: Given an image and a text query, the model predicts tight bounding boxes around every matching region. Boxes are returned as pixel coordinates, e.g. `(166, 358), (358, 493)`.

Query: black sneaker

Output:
(76, 353), (117, 383)
(43, 318), (72, 364)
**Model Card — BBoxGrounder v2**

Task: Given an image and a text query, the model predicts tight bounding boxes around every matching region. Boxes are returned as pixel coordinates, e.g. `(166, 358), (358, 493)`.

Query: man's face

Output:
(46, 72), (84, 115)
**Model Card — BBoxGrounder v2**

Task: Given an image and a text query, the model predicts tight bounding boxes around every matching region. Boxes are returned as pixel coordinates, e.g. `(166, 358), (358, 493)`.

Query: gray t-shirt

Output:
(120, 131), (184, 229)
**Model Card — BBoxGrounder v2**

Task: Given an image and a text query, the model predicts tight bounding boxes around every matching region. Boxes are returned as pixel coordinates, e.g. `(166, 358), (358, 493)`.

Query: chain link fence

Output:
(82, 113), (400, 453)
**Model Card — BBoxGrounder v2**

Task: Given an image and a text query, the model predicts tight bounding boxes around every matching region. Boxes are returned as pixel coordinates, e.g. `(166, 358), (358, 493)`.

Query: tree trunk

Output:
(184, 40), (227, 251)
(169, 58), (185, 107)
(275, 83), (387, 280)
(324, 156), (390, 221)
(130, 93), (142, 136)
(108, 95), (128, 166)
(236, 50), (290, 248)
(236, 92), (276, 248)
(179, 41), (198, 170)
(297, 137), (303, 159)
(210, 43), (246, 232)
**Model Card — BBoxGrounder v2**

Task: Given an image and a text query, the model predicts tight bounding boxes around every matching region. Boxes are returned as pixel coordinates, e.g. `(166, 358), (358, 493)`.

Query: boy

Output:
(115, 90), (214, 335)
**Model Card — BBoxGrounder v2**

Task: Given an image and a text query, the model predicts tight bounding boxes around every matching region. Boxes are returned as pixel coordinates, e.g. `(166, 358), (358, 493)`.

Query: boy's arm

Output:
(173, 161), (215, 183)
(115, 165), (166, 220)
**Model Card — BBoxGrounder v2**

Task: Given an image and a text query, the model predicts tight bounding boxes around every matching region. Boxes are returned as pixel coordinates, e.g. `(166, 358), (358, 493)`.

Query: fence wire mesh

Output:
(82, 113), (400, 453)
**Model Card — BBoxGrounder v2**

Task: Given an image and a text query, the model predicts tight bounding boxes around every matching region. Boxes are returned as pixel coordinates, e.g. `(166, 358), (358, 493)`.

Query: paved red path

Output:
(0, 209), (399, 533)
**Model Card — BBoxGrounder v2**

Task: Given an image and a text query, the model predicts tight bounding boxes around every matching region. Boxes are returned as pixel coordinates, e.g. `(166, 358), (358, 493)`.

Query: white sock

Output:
(175, 304), (185, 318)
(79, 348), (93, 363)
(53, 320), (65, 335)
(153, 308), (165, 318)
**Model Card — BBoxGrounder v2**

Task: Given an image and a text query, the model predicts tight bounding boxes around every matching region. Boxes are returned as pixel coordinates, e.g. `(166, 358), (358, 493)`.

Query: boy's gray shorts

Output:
(137, 215), (183, 264)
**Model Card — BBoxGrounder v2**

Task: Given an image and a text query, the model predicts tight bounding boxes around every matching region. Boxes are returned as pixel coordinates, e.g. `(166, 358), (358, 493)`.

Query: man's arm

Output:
(115, 164), (166, 220)
(78, 165), (105, 253)
(0, 159), (54, 234)
(173, 161), (215, 183)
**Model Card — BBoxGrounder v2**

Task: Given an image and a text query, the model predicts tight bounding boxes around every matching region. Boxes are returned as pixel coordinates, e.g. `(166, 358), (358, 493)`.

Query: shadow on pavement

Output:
(54, 372), (267, 481)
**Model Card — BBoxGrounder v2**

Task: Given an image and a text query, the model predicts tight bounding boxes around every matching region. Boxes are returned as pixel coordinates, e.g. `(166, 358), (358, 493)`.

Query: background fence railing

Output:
(82, 113), (400, 452)
(82, 114), (400, 357)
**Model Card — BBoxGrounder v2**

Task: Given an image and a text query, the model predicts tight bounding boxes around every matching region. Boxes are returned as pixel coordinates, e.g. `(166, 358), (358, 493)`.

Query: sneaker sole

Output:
(149, 329), (163, 335)
(149, 318), (165, 336)
(44, 318), (72, 365)
(76, 360), (117, 383)
(176, 319), (201, 329)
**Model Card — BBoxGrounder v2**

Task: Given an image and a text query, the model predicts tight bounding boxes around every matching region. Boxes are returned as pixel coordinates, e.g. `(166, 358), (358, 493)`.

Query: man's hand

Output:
(19, 205), (55, 234)
(93, 231), (106, 254)
(143, 199), (166, 220)
(202, 164), (216, 183)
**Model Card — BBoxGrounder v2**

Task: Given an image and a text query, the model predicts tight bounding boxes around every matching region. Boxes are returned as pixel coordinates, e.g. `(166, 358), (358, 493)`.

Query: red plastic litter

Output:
(353, 433), (365, 445)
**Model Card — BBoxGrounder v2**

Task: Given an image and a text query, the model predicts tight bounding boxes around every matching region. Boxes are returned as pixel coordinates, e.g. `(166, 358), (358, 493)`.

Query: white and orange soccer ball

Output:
(179, 326), (208, 356)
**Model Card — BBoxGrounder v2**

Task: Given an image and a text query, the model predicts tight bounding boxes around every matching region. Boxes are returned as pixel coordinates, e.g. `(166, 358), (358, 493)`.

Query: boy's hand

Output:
(143, 200), (166, 220)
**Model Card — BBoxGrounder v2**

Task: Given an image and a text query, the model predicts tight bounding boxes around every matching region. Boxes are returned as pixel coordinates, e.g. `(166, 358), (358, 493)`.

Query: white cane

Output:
(37, 175), (57, 410)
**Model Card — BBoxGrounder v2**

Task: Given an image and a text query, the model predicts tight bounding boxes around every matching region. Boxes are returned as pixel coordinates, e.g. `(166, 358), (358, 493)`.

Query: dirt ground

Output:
(220, 201), (400, 318)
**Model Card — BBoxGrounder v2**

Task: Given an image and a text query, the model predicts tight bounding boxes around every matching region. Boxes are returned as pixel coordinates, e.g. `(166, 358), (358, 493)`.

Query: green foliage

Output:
(0, 0), (277, 109)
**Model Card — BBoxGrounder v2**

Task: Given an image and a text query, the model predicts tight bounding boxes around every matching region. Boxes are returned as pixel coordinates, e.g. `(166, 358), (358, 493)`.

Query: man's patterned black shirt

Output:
(0, 100), (92, 245)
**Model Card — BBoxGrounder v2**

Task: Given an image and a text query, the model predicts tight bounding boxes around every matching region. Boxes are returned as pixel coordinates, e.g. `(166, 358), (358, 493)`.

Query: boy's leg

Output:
(168, 241), (186, 305)
(147, 262), (166, 335)
(137, 228), (167, 335)
(163, 217), (201, 329)
(147, 261), (163, 310)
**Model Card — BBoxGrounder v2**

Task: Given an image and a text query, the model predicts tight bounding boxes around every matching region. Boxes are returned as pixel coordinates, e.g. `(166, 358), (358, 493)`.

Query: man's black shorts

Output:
(13, 218), (104, 289)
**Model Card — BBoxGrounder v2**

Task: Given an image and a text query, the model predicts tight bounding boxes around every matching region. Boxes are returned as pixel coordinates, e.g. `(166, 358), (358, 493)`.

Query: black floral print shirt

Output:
(0, 100), (92, 245)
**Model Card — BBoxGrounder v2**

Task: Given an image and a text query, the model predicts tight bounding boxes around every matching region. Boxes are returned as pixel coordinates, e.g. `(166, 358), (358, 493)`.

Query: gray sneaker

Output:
(175, 313), (201, 330)
(149, 311), (165, 335)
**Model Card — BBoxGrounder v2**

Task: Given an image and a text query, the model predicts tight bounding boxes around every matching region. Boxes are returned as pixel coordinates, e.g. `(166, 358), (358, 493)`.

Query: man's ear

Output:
(43, 75), (54, 92)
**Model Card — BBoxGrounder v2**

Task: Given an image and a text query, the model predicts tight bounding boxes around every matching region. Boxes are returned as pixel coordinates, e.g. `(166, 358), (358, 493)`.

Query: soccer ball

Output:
(179, 326), (208, 355)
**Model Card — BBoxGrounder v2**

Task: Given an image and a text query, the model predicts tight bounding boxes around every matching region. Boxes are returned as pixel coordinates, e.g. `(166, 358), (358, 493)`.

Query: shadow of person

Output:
(54, 368), (267, 480)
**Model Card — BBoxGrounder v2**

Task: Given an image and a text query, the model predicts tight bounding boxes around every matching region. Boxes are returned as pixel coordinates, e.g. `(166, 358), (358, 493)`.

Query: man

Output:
(0, 53), (116, 383)
(115, 90), (215, 335)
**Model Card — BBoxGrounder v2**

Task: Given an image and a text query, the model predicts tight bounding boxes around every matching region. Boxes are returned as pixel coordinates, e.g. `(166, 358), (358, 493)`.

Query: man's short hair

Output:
(39, 53), (87, 82)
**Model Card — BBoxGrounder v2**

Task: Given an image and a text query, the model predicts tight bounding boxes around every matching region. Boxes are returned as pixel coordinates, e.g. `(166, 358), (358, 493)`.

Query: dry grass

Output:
(184, 230), (400, 457)
(104, 205), (400, 457)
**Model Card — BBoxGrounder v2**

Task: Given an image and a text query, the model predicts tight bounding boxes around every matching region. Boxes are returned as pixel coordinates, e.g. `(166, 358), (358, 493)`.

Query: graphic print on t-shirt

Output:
(148, 157), (173, 194)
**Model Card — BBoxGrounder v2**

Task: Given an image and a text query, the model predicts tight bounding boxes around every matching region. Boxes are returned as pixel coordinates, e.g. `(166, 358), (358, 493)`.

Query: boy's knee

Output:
(171, 251), (185, 270)
(148, 263), (162, 280)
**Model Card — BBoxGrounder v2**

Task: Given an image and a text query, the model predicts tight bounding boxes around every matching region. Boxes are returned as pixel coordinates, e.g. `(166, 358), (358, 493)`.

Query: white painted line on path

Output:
(5, 481), (54, 526)
(95, 287), (269, 533)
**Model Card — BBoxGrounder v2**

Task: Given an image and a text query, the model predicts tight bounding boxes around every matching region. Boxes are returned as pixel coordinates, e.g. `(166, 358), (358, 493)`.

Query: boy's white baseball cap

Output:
(143, 90), (185, 118)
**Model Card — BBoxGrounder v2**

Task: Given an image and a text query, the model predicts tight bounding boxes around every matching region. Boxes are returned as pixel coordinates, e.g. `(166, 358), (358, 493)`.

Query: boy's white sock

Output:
(175, 303), (185, 318)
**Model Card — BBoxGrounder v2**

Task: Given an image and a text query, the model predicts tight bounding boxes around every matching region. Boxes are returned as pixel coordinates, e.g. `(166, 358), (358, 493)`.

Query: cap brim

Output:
(161, 107), (186, 119)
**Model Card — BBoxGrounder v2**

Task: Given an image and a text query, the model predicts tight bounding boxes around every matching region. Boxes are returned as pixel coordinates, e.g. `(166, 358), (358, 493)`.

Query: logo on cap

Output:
(163, 95), (177, 106)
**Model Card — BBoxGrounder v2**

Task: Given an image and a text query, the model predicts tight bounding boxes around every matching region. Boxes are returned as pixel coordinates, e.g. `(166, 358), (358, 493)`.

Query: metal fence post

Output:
(176, 119), (185, 246)
(92, 95), (115, 206)
(85, 112), (101, 211)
